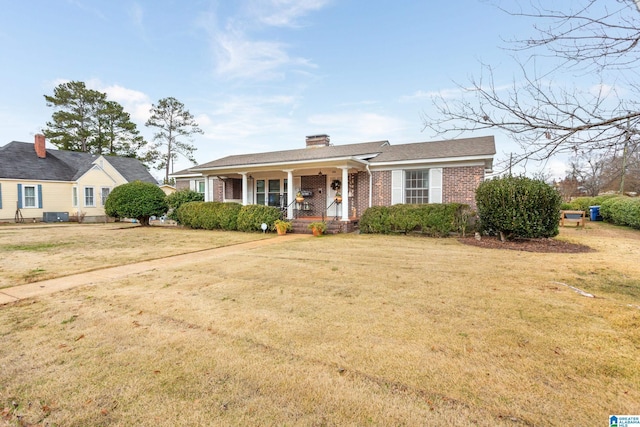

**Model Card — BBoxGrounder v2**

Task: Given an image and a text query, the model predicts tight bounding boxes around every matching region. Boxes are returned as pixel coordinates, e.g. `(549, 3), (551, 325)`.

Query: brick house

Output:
(172, 135), (495, 227)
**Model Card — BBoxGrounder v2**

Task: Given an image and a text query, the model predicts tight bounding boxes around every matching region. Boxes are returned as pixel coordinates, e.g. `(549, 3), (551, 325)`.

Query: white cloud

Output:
(128, 2), (146, 39)
(213, 28), (315, 80)
(84, 79), (152, 122)
(197, 0), (327, 81)
(250, 0), (332, 28)
(402, 82), (516, 103)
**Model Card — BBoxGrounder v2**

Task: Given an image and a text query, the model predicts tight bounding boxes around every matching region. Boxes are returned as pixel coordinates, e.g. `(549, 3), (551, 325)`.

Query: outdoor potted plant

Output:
(334, 191), (342, 203)
(296, 191), (304, 203)
(307, 221), (326, 236)
(273, 219), (292, 235)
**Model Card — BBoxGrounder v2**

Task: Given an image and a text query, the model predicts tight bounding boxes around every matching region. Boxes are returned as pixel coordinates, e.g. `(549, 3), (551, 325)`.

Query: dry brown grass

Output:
(1, 222), (639, 426)
(0, 223), (268, 288)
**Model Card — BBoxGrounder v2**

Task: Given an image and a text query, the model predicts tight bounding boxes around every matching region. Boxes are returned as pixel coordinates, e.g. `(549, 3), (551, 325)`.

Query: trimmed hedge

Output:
(236, 205), (282, 232)
(359, 203), (471, 237)
(567, 194), (618, 212)
(175, 201), (242, 230)
(104, 181), (168, 226)
(600, 196), (640, 229)
(475, 176), (562, 240)
(166, 189), (204, 221)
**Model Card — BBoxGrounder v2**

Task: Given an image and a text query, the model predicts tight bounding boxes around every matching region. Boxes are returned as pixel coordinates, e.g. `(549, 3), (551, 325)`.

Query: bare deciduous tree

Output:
(423, 0), (640, 177)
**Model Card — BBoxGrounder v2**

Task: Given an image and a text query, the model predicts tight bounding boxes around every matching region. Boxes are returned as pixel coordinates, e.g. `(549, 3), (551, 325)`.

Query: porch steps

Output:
(291, 218), (358, 235)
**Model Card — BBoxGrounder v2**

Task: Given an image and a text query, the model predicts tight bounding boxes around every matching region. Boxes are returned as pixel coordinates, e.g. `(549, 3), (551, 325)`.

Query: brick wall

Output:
(371, 170), (392, 206)
(223, 178), (242, 199)
(301, 174), (326, 216)
(213, 178), (224, 201)
(353, 171), (369, 217)
(442, 165), (484, 209)
(175, 179), (189, 191)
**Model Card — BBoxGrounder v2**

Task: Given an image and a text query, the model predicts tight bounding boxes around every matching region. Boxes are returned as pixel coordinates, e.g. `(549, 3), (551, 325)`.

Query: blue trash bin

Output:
(589, 206), (602, 221)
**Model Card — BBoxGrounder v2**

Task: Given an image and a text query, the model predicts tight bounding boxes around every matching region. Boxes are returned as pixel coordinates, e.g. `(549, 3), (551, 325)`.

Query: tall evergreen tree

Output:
(44, 81), (105, 152)
(145, 97), (203, 183)
(43, 81), (153, 165)
(96, 100), (145, 157)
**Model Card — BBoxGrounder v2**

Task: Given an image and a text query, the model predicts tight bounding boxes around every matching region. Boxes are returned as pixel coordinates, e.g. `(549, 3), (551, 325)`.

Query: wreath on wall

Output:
(330, 179), (341, 191)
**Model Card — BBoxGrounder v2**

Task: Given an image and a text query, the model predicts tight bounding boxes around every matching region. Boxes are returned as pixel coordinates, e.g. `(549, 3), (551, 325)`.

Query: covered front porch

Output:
(195, 158), (369, 222)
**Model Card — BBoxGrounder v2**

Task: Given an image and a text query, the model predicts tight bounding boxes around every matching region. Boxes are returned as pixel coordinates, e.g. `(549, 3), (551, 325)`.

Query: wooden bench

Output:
(560, 210), (586, 227)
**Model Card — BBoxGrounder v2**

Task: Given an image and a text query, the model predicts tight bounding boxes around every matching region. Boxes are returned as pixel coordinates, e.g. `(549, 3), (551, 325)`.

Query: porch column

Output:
(240, 172), (248, 205)
(204, 175), (211, 202)
(340, 167), (349, 221)
(284, 169), (294, 219)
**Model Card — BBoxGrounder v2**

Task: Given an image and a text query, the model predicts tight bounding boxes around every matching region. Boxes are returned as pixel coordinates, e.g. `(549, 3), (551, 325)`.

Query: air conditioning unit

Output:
(43, 212), (70, 222)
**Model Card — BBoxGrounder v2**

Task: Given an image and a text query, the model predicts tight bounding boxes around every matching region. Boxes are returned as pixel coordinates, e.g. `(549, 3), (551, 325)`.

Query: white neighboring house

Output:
(0, 134), (157, 223)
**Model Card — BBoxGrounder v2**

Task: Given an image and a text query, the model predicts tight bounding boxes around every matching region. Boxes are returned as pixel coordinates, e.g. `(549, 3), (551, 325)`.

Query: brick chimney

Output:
(34, 134), (46, 158)
(306, 134), (330, 148)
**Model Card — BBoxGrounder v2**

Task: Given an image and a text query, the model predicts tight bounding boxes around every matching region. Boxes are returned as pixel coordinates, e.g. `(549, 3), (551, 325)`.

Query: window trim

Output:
(100, 187), (111, 206)
(72, 186), (78, 208)
(18, 184), (42, 209)
(404, 169), (430, 204)
(84, 186), (95, 207)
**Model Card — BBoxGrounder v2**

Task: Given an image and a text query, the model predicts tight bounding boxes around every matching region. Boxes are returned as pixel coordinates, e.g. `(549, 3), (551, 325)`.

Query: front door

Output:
(327, 175), (342, 218)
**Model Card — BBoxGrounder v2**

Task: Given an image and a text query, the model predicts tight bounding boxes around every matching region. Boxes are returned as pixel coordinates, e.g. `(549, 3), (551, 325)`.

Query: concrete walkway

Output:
(0, 233), (311, 306)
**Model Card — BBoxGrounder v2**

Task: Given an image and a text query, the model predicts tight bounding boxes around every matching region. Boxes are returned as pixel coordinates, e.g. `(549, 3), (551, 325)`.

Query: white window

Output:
(24, 185), (37, 208)
(101, 187), (111, 205)
(84, 187), (95, 207)
(405, 170), (429, 204)
(390, 168), (443, 205)
(72, 187), (78, 207)
(197, 181), (205, 194)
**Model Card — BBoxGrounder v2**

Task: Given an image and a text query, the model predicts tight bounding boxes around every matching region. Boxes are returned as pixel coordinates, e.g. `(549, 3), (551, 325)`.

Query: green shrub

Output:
(236, 205), (282, 232)
(175, 201), (204, 228)
(592, 194), (619, 206)
(212, 202), (242, 230)
(104, 181), (168, 226)
(475, 175), (562, 240)
(600, 197), (640, 229)
(176, 202), (242, 230)
(389, 204), (420, 234)
(567, 197), (593, 213)
(166, 190), (204, 222)
(415, 203), (470, 237)
(359, 206), (392, 234)
(359, 203), (470, 236)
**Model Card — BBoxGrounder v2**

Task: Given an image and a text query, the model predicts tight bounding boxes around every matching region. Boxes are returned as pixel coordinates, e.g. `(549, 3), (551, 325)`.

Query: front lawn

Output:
(1, 222), (639, 425)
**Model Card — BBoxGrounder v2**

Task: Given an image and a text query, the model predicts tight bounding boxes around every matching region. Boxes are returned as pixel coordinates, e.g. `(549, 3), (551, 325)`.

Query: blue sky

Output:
(0, 0), (569, 179)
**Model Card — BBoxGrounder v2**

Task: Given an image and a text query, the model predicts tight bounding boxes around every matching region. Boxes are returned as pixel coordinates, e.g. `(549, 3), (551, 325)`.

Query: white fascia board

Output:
(191, 156), (370, 174)
(0, 178), (72, 184)
(170, 171), (202, 178)
(369, 154), (493, 168)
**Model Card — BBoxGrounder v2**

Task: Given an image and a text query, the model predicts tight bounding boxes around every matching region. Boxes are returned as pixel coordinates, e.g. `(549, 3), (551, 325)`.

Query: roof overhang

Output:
(370, 154), (494, 174)
(190, 156), (370, 176)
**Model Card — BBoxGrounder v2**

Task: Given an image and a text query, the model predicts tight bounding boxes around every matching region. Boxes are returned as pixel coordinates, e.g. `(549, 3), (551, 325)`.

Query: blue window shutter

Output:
(0, 183), (3, 209)
(17, 184), (22, 209)
(38, 185), (43, 209)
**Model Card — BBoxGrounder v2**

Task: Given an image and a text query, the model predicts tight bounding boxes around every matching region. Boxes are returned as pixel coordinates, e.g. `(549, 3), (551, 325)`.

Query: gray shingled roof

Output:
(193, 141), (390, 169)
(372, 136), (496, 163)
(0, 141), (157, 183)
(191, 136), (494, 171)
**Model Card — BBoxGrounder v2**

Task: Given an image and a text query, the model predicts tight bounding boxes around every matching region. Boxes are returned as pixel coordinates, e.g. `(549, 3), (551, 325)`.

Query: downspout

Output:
(366, 164), (372, 208)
